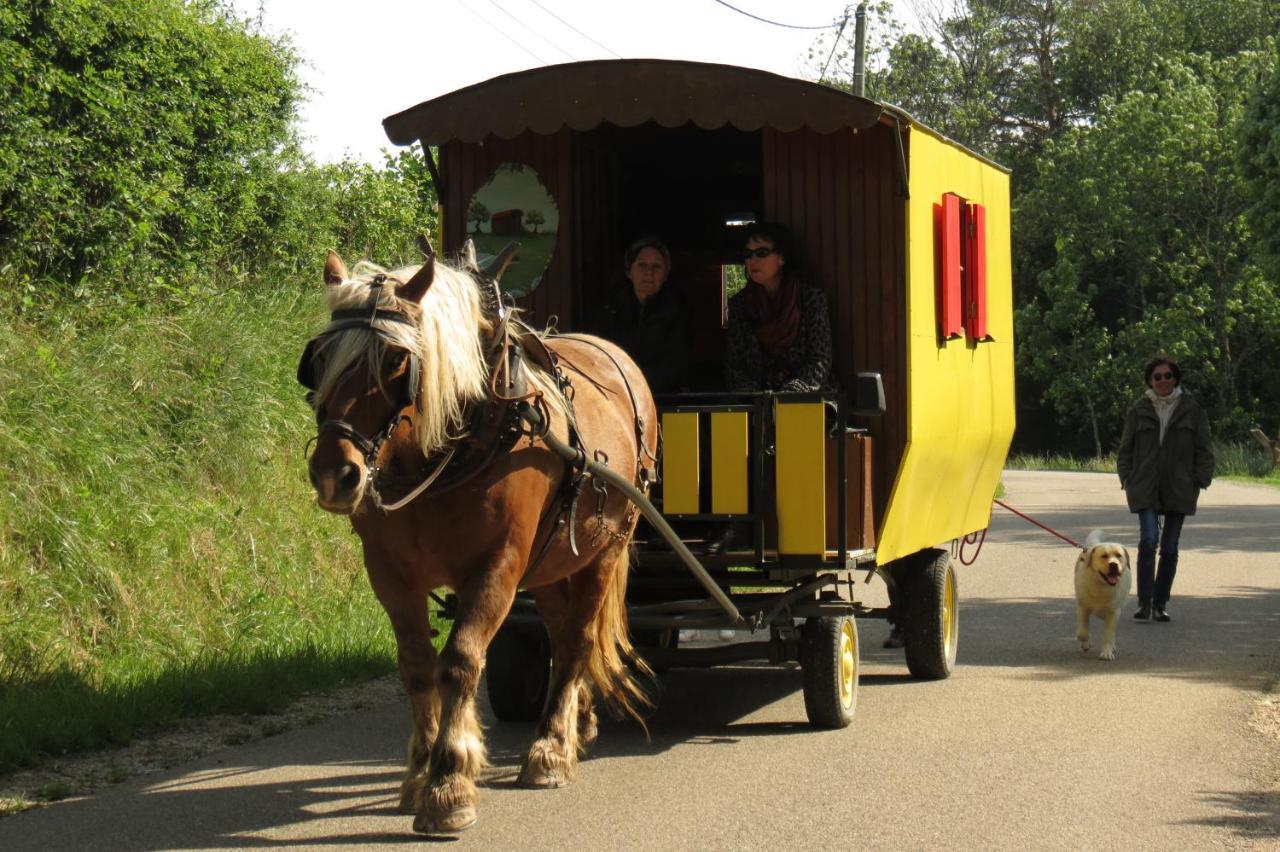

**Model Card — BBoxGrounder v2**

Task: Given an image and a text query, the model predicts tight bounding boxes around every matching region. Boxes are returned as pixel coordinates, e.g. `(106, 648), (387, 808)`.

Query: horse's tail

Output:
(587, 542), (652, 731)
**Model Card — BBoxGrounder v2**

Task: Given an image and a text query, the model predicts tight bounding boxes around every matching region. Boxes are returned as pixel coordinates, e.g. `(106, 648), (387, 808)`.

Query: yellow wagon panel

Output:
(875, 128), (1016, 564)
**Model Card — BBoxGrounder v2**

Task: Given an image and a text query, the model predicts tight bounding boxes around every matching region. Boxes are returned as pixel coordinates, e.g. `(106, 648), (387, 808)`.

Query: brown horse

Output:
(299, 245), (658, 833)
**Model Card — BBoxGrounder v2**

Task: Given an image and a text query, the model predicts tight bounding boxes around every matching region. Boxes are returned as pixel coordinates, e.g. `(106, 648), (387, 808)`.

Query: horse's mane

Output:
(314, 258), (569, 457)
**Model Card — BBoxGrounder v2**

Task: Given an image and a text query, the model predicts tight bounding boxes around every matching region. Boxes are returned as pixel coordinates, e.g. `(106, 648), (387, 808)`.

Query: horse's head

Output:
(300, 250), (438, 514)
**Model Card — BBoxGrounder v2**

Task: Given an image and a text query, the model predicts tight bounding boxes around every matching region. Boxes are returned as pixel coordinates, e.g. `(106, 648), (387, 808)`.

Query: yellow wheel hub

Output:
(942, 567), (957, 657)
(838, 621), (857, 707)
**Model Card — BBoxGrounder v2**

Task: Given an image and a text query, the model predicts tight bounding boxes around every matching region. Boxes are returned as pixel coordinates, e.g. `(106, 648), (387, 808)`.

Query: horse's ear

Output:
(324, 250), (348, 286)
(397, 256), (435, 303)
(461, 238), (479, 273)
(483, 242), (521, 284)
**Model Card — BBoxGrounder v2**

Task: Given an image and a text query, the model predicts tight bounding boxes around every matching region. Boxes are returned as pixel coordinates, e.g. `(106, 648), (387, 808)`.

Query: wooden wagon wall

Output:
(440, 122), (908, 531)
(440, 129), (617, 327)
(762, 123), (907, 527)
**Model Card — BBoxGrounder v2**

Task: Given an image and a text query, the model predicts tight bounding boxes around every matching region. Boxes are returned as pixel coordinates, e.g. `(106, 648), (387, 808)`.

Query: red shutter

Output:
(935, 193), (963, 340)
(963, 202), (989, 341)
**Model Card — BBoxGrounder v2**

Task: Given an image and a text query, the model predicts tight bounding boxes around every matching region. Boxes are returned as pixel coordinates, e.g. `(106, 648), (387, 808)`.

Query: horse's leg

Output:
(367, 570), (441, 815)
(391, 607), (441, 814)
(415, 568), (516, 834)
(516, 581), (580, 787)
(576, 681), (599, 751)
(517, 546), (624, 788)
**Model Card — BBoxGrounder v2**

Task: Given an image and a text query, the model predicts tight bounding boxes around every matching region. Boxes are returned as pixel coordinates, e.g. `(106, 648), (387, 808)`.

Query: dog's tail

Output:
(1083, 529), (1104, 549)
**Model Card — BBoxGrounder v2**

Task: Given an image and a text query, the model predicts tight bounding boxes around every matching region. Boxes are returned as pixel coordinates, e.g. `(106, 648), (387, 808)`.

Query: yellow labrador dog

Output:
(1074, 530), (1132, 661)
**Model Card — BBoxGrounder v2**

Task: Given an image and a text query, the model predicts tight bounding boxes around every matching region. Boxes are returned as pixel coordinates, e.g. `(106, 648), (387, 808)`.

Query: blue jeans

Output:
(1136, 509), (1185, 605)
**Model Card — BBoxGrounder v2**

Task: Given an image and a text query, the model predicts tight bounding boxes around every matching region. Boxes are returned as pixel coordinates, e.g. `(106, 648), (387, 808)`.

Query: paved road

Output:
(5, 472), (1279, 850)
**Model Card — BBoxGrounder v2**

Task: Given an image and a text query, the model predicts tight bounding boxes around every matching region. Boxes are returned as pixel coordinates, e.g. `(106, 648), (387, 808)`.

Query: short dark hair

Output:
(624, 235), (671, 272)
(1144, 357), (1182, 387)
(742, 221), (795, 258)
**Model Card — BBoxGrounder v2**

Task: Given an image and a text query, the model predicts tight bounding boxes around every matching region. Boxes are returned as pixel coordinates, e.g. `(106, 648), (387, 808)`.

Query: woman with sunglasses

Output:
(706, 223), (834, 557)
(723, 222), (833, 393)
(1116, 357), (1216, 622)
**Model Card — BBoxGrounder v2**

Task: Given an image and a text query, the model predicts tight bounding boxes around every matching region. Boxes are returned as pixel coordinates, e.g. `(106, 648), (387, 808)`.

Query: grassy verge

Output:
(1007, 444), (1278, 487)
(0, 289), (399, 772)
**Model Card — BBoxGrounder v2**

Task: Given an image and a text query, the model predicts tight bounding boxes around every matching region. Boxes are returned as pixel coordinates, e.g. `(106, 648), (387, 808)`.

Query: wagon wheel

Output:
(899, 548), (959, 680)
(485, 621), (551, 722)
(630, 627), (679, 674)
(800, 614), (859, 729)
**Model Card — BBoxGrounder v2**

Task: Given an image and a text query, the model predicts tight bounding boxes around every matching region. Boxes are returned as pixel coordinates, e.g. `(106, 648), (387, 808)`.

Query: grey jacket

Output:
(1116, 392), (1215, 515)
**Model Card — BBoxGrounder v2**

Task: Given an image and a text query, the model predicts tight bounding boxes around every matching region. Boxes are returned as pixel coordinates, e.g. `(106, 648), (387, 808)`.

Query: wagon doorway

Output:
(582, 122), (762, 392)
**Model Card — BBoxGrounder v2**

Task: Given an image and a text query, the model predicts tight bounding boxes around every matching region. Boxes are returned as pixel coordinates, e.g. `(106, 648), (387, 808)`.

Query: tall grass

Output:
(0, 288), (397, 771)
(1007, 443), (1279, 483)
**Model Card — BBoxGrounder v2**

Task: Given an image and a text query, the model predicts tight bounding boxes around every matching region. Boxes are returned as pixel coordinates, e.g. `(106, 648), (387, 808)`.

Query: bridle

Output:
(297, 280), (424, 506)
(297, 274), (530, 513)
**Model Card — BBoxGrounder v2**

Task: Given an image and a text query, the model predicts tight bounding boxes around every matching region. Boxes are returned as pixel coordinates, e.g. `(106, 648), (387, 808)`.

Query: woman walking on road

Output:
(1117, 357), (1216, 623)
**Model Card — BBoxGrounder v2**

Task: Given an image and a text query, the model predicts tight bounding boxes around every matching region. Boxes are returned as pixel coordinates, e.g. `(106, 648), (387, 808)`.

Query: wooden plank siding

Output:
(762, 123), (907, 529)
(440, 130), (578, 326)
(439, 122), (907, 530)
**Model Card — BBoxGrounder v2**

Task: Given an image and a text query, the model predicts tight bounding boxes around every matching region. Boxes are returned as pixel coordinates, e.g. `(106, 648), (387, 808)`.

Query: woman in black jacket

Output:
(594, 236), (689, 395)
(1116, 357), (1215, 622)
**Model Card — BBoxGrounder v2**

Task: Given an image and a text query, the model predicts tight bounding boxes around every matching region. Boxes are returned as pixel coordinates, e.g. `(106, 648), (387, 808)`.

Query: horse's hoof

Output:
(517, 764), (570, 789)
(397, 787), (418, 815)
(414, 804), (477, 834)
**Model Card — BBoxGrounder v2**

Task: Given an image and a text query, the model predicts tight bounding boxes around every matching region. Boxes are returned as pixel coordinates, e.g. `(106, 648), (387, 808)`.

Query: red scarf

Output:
(745, 276), (801, 356)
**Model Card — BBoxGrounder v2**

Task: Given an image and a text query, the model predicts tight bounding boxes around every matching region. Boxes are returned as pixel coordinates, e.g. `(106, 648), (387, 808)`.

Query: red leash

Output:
(992, 498), (1081, 548)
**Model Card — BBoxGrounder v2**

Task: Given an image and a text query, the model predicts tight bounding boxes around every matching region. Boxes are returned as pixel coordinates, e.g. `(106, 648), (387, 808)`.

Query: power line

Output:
(818, 10), (851, 82)
(449, 0), (550, 65)
(708, 0), (845, 30)
(483, 0), (579, 62)
(529, 0), (623, 59)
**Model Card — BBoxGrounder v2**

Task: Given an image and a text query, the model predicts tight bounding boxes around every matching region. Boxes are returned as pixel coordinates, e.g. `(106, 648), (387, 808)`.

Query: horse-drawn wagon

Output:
(299, 58), (1014, 832)
(382, 58), (1014, 728)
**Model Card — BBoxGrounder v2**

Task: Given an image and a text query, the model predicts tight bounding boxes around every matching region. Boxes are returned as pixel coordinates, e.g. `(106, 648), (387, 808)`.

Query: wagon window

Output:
(721, 263), (747, 328)
(467, 163), (559, 297)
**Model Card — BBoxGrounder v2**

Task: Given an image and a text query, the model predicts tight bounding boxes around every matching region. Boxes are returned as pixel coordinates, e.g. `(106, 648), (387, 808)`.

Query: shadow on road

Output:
(957, 584), (1280, 688)
(991, 504), (1280, 555)
(1185, 789), (1280, 840)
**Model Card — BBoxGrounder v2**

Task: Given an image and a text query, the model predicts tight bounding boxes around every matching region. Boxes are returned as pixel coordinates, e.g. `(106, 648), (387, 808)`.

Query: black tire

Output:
(630, 628), (678, 673)
(485, 621), (552, 721)
(800, 614), (859, 729)
(898, 548), (959, 680)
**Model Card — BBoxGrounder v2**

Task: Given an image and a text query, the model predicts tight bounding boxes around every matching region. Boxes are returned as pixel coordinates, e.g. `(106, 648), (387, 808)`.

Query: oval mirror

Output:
(467, 163), (559, 297)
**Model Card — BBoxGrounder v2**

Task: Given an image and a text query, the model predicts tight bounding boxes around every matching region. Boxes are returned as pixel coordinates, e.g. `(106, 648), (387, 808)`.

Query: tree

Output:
(1017, 52), (1280, 450)
(1239, 44), (1280, 283)
(812, 0), (1280, 452)
(468, 201), (490, 234)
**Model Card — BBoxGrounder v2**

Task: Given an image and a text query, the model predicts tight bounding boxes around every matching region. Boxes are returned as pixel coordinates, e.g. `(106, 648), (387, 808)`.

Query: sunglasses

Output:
(743, 247), (776, 260)
(1151, 372), (1175, 380)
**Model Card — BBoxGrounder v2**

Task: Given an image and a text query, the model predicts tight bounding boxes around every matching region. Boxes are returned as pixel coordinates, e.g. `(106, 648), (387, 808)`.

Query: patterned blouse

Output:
(724, 284), (834, 392)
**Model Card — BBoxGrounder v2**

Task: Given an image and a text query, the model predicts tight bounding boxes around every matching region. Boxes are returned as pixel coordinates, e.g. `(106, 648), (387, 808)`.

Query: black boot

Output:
(1134, 603), (1151, 621)
(1153, 604), (1171, 622)
(704, 524), (737, 556)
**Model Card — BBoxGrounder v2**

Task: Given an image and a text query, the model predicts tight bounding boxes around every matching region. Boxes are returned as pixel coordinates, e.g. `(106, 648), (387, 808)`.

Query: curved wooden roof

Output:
(383, 59), (885, 146)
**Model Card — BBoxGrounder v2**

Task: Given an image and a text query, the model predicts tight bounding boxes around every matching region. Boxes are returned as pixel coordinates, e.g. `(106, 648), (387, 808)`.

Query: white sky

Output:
(229, 0), (920, 164)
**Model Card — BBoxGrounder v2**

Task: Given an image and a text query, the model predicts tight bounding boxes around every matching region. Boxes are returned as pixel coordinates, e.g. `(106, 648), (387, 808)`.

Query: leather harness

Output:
(297, 276), (650, 567)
